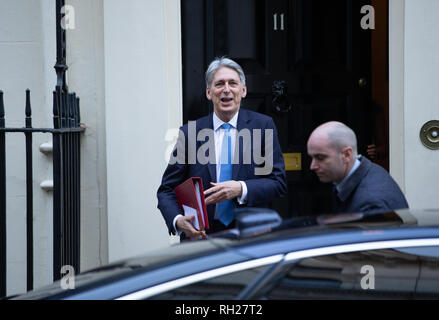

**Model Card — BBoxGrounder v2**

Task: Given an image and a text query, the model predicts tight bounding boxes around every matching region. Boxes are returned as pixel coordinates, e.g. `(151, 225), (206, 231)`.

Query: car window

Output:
(148, 265), (269, 300)
(252, 246), (439, 299)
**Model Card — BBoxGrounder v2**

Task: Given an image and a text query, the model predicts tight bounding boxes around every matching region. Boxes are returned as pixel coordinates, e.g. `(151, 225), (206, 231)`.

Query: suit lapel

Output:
(338, 156), (371, 202)
(233, 109), (251, 180)
(198, 114), (217, 182)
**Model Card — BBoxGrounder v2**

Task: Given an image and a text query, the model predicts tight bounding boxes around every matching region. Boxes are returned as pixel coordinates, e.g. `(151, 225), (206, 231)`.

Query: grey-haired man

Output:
(157, 57), (287, 239)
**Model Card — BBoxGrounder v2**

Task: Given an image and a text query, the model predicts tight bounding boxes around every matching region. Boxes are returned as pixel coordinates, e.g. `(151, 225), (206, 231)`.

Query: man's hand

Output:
(204, 181), (242, 205)
(367, 144), (377, 160)
(176, 215), (207, 239)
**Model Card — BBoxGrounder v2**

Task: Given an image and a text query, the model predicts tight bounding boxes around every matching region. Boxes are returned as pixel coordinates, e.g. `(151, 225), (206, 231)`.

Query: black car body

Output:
(10, 208), (439, 300)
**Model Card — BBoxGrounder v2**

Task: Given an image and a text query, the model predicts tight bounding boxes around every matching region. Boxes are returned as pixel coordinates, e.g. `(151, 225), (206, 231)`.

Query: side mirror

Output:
(236, 207), (282, 237)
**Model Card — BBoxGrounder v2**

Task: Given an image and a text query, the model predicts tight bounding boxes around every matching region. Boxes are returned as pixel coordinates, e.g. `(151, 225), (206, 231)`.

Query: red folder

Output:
(174, 177), (209, 230)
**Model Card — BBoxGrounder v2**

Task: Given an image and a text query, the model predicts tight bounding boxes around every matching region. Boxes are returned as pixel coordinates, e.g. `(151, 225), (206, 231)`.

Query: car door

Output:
(116, 254), (284, 300)
(249, 242), (439, 299)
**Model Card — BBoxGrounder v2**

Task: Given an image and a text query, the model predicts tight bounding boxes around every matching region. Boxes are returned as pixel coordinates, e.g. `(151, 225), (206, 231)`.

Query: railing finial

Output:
(25, 89), (32, 128)
(0, 90), (4, 117)
(0, 90), (4, 128)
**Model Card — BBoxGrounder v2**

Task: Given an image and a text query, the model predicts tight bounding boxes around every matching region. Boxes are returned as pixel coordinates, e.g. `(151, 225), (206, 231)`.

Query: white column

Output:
(402, 0), (439, 209)
(390, 0), (439, 210)
(103, 0), (183, 262)
(65, 0), (109, 272)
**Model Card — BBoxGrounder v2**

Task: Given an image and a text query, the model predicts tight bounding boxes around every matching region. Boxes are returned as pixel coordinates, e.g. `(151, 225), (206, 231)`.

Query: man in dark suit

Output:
(307, 121), (409, 213)
(157, 57), (287, 239)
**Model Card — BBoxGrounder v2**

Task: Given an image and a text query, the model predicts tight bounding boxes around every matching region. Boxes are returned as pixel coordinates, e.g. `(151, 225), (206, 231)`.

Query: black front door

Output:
(182, 0), (374, 217)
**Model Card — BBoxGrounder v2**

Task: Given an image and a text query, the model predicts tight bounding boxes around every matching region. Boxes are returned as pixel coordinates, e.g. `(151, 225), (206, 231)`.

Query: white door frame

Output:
(388, 0), (405, 192)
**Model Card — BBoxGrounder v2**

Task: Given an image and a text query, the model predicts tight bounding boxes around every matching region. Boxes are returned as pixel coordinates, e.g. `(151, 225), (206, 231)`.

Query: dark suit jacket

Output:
(333, 156), (409, 213)
(157, 109), (287, 235)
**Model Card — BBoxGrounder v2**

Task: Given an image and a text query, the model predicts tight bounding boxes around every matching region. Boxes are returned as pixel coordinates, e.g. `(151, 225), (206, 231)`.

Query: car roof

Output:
(74, 209), (439, 269)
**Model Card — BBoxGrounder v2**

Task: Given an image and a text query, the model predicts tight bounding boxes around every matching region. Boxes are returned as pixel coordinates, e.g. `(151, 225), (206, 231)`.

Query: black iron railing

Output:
(0, 0), (83, 297)
(0, 91), (5, 297)
(0, 88), (84, 297)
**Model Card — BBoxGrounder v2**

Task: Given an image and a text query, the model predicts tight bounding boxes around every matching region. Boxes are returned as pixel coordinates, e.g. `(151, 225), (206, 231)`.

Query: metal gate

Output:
(0, 0), (84, 297)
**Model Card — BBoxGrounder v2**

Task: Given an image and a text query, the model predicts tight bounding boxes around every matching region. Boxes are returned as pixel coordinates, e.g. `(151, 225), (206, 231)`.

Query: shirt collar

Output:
(335, 156), (361, 192)
(213, 111), (239, 131)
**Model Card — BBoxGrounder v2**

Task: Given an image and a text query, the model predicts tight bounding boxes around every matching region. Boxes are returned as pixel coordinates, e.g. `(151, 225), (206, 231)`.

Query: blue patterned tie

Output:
(217, 123), (234, 226)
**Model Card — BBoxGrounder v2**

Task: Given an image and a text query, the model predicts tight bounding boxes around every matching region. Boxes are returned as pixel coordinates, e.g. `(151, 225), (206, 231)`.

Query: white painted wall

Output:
(390, 0), (439, 210)
(0, 0), (55, 295)
(65, 0), (184, 269)
(65, 0), (109, 272)
(403, 0), (439, 209)
(103, 0), (183, 262)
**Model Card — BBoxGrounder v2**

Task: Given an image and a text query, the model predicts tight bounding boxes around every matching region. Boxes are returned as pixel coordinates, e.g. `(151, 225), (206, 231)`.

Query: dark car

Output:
(10, 208), (439, 300)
